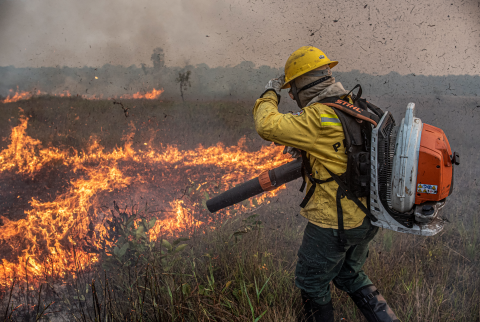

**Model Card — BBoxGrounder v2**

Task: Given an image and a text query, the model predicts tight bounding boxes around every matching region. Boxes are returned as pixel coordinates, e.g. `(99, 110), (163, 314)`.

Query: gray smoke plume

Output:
(0, 0), (479, 76)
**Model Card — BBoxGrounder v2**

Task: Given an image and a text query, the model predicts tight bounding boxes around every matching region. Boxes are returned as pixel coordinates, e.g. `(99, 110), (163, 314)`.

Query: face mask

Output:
(289, 66), (333, 108)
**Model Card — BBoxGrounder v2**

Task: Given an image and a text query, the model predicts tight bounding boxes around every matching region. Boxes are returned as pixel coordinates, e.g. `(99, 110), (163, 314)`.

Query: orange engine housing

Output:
(415, 124), (453, 204)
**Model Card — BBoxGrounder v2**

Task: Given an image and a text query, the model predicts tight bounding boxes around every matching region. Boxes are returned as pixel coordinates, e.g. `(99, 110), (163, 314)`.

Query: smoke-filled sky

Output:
(0, 0), (479, 75)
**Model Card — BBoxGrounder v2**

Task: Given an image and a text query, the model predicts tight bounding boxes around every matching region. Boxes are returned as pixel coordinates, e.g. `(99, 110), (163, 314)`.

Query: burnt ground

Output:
(0, 96), (261, 220)
(0, 95), (479, 226)
(0, 96), (479, 321)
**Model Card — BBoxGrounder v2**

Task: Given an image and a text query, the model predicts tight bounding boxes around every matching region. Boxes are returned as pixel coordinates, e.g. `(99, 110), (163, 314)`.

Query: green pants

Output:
(295, 218), (379, 305)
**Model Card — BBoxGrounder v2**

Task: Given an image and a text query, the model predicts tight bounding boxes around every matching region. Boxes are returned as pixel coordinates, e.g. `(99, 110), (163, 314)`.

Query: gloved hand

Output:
(283, 146), (301, 158)
(265, 75), (285, 94)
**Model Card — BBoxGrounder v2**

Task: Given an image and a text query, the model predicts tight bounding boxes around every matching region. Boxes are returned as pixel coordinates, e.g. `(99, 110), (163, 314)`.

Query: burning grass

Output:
(1, 88), (164, 104)
(0, 114), (290, 284)
(0, 97), (479, 321)
(1, 200), (479, 321)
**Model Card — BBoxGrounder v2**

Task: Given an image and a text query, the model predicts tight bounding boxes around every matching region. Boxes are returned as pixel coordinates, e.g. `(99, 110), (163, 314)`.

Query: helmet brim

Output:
(281, 61), (338, 89)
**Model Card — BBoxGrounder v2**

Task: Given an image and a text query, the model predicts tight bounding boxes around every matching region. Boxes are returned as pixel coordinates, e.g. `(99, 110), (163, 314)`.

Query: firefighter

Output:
(252, 46), (399, 322)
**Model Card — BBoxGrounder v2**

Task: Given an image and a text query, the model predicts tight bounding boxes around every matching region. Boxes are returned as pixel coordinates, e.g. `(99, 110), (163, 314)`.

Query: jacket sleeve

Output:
(252, 90), (322, 151)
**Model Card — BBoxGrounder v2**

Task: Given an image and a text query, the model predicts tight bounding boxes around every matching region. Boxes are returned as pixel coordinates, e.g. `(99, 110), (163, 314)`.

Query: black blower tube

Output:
(206, 158), (303, 213)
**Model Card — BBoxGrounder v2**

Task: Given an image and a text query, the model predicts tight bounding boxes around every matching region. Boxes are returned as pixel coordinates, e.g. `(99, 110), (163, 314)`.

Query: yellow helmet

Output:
(282, 46), (338, 89)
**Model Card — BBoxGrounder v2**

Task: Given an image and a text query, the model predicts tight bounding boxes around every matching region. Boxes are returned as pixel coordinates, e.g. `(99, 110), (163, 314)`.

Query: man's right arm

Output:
(252, 91), (322, 152)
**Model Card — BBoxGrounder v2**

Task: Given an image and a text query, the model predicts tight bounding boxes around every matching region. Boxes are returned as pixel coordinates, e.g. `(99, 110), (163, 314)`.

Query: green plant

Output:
(159, 237), (190, 271)
(243, 280), (268, 322)
(231, 214), (264, 243)
(383, 230), (394, 252)
(102, 201), (189, 272)
(102, 201), (157, 269)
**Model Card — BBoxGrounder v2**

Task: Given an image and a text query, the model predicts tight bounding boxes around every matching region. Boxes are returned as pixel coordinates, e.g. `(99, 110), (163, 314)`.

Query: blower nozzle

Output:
(206, 158), (303, 213)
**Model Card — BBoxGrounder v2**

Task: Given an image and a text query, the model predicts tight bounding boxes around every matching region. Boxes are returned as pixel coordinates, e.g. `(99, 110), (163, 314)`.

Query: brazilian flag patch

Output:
(292, 110), (304, 116)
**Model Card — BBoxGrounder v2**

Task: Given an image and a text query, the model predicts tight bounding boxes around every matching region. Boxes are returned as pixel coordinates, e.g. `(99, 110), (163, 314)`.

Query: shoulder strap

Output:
(344, 84), (384, 118)
(345, 84), (362, 104)
(355, 98), (384, 118)
(365, 100), (384, 118)
(299, 150), (334, 208)
(332, 107), (364, 152)
(324, 167), (378, 222)
(319, 96), (380, 127)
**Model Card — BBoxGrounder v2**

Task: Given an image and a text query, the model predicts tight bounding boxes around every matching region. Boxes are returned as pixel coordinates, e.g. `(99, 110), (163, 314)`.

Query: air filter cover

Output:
(415, 124), (453, 203)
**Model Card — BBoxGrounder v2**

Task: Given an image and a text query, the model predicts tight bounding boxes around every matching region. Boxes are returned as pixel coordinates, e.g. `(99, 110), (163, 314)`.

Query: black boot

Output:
(349, 285), (399, 322)
(299, 293), (334, 322)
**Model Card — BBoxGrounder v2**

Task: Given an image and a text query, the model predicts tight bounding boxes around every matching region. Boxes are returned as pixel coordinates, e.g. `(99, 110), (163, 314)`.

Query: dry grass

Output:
(1, 200), (478, 321)
(0, 97), (478, 321)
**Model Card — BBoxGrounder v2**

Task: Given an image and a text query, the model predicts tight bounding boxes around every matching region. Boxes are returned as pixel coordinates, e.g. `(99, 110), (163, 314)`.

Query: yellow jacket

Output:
(253, 91), (367, 229)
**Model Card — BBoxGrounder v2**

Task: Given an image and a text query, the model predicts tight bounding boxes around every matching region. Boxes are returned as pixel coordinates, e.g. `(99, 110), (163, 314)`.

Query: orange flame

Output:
(1, 88), (164, 103)
(0, 116), (290, 285)
(2, 88), (42, 103)
(120, 88), (164, 100)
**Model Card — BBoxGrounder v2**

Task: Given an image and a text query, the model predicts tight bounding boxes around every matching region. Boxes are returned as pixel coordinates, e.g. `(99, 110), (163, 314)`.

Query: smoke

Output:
(0, 0), (479, 142)
(0, 0), (479, 76)
(0, 0), (230, 68)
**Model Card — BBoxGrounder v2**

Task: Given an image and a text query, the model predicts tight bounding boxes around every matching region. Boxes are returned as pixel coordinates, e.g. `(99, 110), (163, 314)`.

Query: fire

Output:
(150, 200), (202, 238)
(120, 88), (164, 100)
(0, 116), (289, 285)
(2, 89), (42, 103)
(1, 88), (164, 103)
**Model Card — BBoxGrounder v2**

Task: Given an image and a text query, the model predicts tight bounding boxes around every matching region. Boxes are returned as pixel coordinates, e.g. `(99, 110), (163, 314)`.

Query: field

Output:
(0, 96), (479, 321)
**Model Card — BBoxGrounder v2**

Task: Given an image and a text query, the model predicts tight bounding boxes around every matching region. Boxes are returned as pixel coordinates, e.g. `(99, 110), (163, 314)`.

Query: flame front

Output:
(1, 88), (164, 103)
(2, 89), (42, 104)
(0, 116), (289, 285)
(120, 88), (164, 100)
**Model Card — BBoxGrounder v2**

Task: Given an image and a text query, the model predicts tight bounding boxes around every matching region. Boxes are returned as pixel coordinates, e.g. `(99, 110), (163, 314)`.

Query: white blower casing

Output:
(370, 103), (454, 236)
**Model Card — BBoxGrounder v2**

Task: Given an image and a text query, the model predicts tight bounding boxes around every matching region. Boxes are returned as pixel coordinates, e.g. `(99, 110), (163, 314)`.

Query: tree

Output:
(150, 47), (165, 71)
(175, 70), (191, 102)
(140, 63), (147, 75)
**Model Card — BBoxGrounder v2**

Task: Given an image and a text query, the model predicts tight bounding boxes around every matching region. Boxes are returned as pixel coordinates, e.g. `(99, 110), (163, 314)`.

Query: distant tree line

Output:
(0, 47), (479, 101)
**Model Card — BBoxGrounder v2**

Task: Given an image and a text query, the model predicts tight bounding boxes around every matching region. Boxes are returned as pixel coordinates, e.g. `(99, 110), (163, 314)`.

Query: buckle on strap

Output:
(359, 290), (379, 306)
(338, 231), (347, 245)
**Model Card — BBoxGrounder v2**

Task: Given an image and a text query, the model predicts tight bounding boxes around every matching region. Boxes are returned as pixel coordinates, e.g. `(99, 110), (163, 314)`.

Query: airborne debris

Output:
(113, 99), (129, 117)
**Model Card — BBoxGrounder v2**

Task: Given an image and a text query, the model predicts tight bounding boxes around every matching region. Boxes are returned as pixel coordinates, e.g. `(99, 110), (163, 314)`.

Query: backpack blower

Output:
(206, 103), (459, 236)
